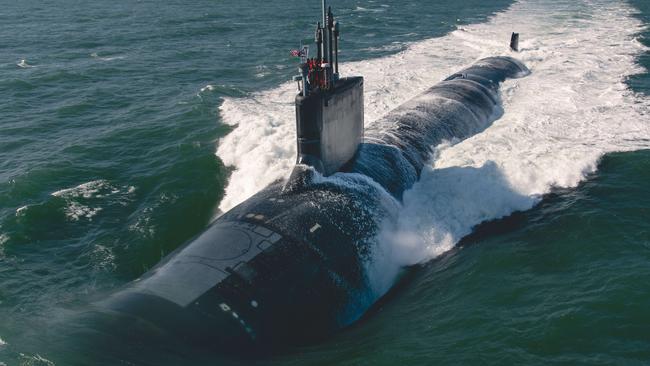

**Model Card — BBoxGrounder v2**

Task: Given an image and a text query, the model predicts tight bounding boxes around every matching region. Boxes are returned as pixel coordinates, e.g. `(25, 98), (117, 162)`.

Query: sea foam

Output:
(49, 180), (135, 221)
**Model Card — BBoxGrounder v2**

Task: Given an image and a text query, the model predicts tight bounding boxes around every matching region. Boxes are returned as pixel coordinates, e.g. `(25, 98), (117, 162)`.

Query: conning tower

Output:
(292, 1), (363, 176)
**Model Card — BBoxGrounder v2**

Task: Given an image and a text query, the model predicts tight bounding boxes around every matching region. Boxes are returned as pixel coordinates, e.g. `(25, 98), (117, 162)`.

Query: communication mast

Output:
(294, 0), (342, 96)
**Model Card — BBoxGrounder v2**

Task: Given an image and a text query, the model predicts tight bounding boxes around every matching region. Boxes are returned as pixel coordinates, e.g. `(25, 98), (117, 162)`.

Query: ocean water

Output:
(1, 0), (649, 365)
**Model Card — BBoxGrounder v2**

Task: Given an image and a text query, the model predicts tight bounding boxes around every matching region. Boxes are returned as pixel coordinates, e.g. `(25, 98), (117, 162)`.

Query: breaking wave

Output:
(13, 180), (136, 222)
(16, 59), (34, 68)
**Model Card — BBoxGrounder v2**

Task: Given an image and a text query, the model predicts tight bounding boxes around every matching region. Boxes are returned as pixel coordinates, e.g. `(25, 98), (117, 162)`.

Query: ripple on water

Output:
(18, 353), (55, 366)
(0, 234), (7, 257)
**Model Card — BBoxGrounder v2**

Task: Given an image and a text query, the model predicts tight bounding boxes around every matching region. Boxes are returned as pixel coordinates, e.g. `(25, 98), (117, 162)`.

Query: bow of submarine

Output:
(99, 170), (381, 350)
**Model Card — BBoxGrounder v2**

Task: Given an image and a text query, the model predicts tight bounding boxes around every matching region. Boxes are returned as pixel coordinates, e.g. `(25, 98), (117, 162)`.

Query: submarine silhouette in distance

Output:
(100, 1), (530, 352)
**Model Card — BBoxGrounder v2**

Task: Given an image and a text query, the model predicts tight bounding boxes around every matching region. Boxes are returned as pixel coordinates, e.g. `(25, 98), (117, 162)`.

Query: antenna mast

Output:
(292, 0), (342, 93)
(321, 0), (327, 64)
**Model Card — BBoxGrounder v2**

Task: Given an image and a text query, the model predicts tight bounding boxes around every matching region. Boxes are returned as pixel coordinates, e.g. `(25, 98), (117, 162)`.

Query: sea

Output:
(1, 0), (649, 365)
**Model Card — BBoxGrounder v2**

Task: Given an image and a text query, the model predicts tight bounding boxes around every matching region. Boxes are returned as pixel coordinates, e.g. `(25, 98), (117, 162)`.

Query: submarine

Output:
(99, 1), (530, 351)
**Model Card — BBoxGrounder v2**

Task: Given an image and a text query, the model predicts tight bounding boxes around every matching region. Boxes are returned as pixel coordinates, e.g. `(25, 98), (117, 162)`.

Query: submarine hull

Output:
(101, 56), (530, 350)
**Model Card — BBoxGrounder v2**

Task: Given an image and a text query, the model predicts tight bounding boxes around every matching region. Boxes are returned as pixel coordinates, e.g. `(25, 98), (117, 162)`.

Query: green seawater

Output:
(0, 0), (649, 364)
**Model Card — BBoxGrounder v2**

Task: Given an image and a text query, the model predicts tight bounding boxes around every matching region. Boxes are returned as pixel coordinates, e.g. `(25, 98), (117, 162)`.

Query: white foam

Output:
(18, 354), (55, 366)
(216, 0), (650, 294)
(90, 52), (125, 61)
(200, 84), (215, 93)
(50, 180), (135, 221)
(51, 179), (109, 199)
(15, 205), (28, 215)
(128, 192), (177, 239)
(16, 59), (33, 68)
(354, 6), (386, 13)
(361, 42), (406, 53)
(85, 244), (117, 272)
